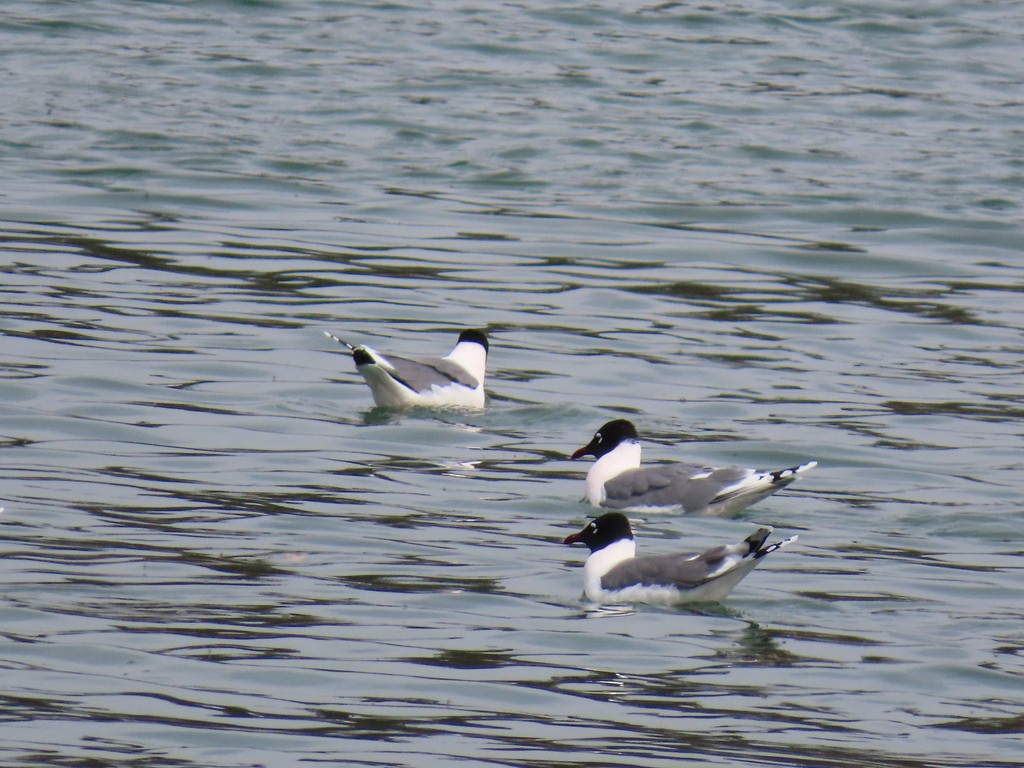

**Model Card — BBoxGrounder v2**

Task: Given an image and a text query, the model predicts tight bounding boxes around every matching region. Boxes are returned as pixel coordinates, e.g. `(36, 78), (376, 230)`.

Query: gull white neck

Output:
(585, 439), (642, 505)
(583, 537), (636, 601)
(445, 341), (487, 383)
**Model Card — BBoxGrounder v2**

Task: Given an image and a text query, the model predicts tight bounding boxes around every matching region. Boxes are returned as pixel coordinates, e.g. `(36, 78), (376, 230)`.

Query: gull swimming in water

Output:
(562, 511), (797, 604)
(325, 329), (488, 408)
(570, 419), (816, 515)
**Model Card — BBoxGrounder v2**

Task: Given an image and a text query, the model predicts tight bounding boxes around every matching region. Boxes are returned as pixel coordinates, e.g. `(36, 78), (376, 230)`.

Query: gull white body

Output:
(358, 341), (486, 408)
(572, 419), (816, 516)
(564, 512), (797, 606)
(326, 330), (488, 409)
(580, 537), (778, 604)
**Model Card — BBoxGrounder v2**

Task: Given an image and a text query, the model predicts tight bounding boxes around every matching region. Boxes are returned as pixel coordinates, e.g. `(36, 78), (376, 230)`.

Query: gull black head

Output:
(457, 329), (488, 352)
(562, 512), (634, 552)
(570, 419), (639, 460)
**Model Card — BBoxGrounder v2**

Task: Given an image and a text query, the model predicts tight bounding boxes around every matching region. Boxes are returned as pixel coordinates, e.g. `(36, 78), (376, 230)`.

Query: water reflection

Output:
(340, 572), (502, 595)
(711, 621), (801, 666)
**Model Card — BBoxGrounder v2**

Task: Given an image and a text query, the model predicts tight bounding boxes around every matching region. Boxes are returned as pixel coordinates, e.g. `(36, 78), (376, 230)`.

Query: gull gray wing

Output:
(375, 354), (479, 393)
(602, 464), (754, 513)
(601, 530), (766, 592)
(600, 551), (707, 592)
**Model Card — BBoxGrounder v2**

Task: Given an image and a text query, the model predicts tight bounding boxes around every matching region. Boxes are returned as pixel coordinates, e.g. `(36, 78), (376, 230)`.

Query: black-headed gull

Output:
(562, 511), (797, 604)
(325, 329), (488, 408)
(570, 419), (815, 515)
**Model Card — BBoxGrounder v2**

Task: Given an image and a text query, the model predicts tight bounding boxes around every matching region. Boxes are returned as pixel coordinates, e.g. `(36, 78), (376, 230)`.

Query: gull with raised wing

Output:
(570, 419), (815, 515)
(325, 329), (488, 408)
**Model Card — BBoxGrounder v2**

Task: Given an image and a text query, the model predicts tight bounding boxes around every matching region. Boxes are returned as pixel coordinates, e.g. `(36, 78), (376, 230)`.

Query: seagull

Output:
(570, 419), (816, 515)
(562, 511), (797, 604)
(324, 329), (488, 408)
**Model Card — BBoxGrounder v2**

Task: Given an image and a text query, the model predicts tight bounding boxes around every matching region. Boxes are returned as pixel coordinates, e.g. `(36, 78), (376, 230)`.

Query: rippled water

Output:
(2, 2), (1023, 766)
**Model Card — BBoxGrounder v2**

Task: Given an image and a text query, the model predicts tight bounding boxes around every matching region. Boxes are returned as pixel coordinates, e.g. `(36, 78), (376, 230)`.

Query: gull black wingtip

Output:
(744, 527), (774, 553)
(323, 330), (356, 351)
(752, 533), (799, 559)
